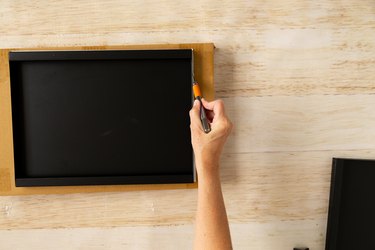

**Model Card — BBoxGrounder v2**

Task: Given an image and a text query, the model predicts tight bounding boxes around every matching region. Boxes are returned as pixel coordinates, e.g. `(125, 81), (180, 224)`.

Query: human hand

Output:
(189, 99), (233, 176)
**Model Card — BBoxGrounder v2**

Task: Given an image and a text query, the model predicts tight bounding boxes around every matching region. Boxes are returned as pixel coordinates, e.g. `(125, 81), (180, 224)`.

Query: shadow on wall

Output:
(213, 46), (239, 185)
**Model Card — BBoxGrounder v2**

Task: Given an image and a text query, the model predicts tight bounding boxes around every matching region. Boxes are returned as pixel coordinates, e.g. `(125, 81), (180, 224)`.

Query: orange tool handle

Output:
(193, 83), (202, 98)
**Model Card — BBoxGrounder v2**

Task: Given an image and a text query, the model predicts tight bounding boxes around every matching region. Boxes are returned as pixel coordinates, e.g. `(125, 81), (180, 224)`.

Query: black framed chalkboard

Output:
(9, 49), (194, 187)
(325, 158), (375, 250)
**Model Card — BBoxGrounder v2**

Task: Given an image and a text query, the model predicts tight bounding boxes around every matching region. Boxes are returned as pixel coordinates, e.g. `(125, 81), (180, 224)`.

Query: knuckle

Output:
(222, 118), (233, 134)
(217, 99), (225, 108)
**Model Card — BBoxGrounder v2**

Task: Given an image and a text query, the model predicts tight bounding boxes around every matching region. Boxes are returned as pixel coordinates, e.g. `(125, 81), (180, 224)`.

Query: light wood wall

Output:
(1, 1), (375, 249)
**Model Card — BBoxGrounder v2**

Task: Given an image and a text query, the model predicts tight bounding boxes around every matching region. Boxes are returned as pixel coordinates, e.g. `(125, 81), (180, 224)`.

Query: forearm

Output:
(194, 164), (232, 250)
(190, 98), (233, 249)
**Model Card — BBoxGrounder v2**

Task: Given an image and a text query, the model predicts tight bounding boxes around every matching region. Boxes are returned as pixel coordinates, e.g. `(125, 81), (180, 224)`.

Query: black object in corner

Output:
(325, 158), (375, 250)
(9, 49), (195, 187)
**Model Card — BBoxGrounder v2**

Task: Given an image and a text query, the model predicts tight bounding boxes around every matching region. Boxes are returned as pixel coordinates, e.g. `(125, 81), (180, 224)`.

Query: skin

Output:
(189, 98), (233, 250)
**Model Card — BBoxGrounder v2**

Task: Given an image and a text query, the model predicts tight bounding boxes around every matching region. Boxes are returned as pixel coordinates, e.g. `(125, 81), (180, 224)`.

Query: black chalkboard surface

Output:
(326, 158), (375, 250)
(9, 50), (194, 187)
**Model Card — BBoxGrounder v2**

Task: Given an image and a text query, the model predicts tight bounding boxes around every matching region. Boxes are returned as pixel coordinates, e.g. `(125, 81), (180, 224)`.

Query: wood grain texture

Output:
(0, 221), (326, 250)
(224, 95), (375, 154)
(0, 0), (375, 249)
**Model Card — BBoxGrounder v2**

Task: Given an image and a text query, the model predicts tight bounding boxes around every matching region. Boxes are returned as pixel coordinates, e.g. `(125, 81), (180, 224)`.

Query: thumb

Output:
(189, 100), (201, 125)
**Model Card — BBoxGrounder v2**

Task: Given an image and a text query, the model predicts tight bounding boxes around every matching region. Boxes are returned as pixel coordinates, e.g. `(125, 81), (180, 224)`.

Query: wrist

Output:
(195, 161), (220, 181)
(194, 153), (220, 168)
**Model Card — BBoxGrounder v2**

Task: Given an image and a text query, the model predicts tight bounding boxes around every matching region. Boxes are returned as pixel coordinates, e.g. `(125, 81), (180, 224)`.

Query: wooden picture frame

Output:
(0, 43), (214, 195)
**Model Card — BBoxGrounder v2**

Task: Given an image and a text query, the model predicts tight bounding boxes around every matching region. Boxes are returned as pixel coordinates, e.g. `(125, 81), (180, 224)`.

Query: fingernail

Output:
(193, 100), (199, 106)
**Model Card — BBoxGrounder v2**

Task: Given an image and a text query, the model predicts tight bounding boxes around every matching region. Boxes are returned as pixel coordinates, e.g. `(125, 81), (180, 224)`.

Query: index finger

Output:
(201, 99), (225, 116)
